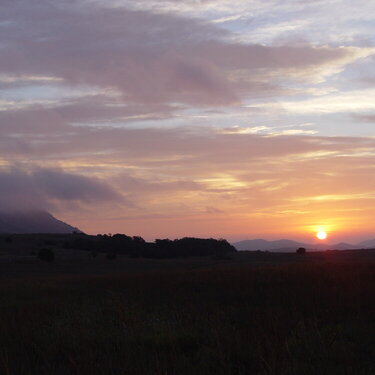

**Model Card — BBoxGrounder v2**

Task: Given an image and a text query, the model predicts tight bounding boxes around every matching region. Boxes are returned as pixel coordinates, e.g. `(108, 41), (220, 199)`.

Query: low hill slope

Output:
(0, 210), (80, 234)
(233, 239), (357, 252)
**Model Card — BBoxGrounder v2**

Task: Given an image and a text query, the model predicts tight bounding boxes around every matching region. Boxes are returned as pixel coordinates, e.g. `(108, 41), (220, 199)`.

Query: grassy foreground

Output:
(0, 261), (375, 374)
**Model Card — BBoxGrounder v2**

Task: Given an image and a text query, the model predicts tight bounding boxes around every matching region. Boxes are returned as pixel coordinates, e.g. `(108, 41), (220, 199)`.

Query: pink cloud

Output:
(0, 0), (370, 109)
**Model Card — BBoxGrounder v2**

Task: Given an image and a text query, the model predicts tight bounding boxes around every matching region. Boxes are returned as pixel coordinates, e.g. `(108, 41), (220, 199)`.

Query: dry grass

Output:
(0, 260), (374, 374)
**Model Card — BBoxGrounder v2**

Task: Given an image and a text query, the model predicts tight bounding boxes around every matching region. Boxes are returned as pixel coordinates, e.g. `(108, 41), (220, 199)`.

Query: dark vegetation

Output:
(61, 233), (236, 259)
(0, 234), (375, 374)
(37, 248), (55, 262)
(0, 233), (236, 261)
(296, 247), (306, 255)
(0, 261), (375, 374)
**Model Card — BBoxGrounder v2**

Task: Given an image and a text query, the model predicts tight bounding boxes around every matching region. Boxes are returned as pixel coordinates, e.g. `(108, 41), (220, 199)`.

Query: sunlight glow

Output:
(316, 231), (327, 240)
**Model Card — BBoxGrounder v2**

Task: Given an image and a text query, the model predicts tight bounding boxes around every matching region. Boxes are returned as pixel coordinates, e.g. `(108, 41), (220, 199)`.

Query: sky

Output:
(1, 0), (375, 243)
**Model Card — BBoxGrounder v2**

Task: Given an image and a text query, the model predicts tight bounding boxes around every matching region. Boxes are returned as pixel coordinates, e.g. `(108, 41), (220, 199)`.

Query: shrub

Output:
(296, 247), (306, 255)
(38, 248), (55, 262)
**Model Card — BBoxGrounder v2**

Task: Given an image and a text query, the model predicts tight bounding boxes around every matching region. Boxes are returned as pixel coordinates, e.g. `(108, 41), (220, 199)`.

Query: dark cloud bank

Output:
(0, 167), (120, 212)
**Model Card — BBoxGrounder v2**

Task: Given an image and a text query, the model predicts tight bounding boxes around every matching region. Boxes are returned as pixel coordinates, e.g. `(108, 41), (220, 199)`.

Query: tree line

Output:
(63, 233), (237, 259)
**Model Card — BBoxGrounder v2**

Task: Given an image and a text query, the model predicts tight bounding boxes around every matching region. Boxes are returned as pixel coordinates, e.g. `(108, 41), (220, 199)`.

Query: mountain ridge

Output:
(232, 238), (372, 252)
(0, 210), (81, 234)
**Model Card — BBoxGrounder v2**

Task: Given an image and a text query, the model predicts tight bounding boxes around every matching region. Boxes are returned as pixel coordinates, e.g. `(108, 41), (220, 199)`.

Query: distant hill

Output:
(0, 210), (81, 234)
(234, 239), (308, 251)
(332, 242), (357, 250)
(357, 238), (375, 249)
(233, 239), (357, 252)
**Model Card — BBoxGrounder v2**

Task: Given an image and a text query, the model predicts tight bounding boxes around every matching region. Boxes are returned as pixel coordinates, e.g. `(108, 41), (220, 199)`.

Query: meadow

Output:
(0, 250), (374, 374)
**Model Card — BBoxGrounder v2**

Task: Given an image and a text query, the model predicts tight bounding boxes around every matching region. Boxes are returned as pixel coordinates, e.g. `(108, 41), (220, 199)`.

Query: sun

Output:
(316, 231), (327, 240)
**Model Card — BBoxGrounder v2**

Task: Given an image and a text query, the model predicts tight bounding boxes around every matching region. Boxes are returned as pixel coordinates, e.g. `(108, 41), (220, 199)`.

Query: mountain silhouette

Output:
(0, 210), (81, 234)
(233, 239), (357, 252)
(357, 238), (375, 248)
(234, 239), (308, 251)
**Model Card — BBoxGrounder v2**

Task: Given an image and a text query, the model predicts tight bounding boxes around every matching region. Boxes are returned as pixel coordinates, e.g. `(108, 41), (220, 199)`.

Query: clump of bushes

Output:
(38, 248), (55, 262)
(52, 233), (236, 259)
(296, 247), (306, 255)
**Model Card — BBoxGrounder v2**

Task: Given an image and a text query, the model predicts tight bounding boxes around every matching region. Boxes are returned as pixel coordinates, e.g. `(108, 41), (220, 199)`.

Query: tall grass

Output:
(0, 262), (374, 374)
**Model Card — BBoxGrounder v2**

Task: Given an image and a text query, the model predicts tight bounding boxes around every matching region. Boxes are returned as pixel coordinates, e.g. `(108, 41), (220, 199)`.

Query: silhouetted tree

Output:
(52, 233), (236, 259)
(296, 247), (306, 255)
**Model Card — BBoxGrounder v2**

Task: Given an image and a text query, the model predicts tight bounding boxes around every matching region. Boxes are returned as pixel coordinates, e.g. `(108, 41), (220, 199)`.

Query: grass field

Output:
(0, 250), (375, 374)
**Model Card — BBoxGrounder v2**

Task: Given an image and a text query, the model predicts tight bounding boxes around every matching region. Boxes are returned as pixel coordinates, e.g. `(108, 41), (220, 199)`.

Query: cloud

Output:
(354, 114), (375, 123)
(0, 0), (372, 114)
(0, 1), (235, 106)
(102, 0), (375, 47)
(0, 167), (121, 212)
(250, 88), (375, 114)
(33, 169), (121, 202)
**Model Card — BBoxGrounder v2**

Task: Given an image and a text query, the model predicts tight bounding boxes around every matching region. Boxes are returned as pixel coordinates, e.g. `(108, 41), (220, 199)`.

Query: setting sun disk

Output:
(316, 231), (327, 240)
